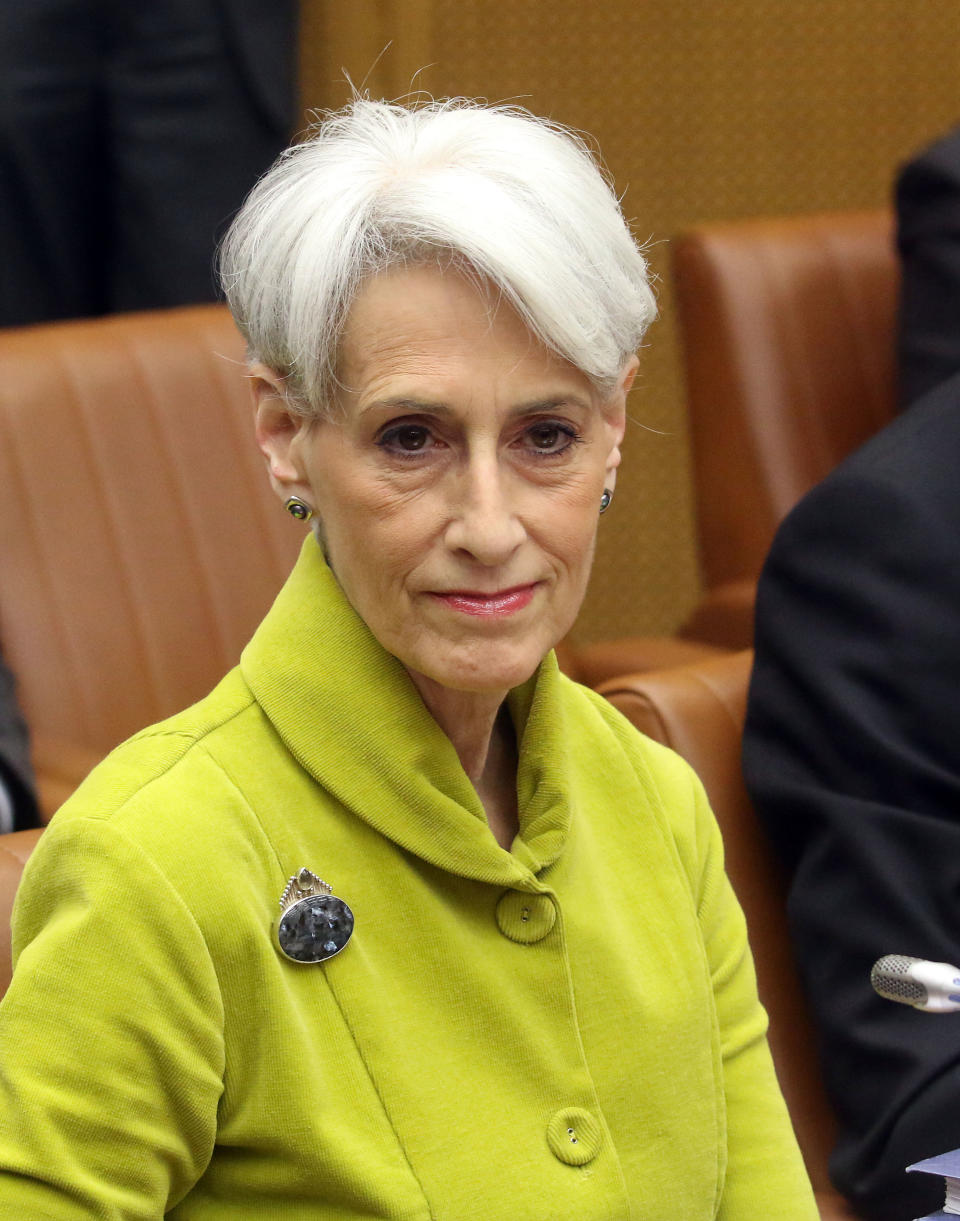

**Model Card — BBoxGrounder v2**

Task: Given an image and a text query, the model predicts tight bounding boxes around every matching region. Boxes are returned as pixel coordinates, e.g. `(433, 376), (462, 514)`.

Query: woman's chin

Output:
(404, 639), (553, 699)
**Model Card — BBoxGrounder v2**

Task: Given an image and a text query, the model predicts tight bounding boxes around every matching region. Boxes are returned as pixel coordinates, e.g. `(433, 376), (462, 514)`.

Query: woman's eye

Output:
(378, 423), (433, 454)
(524, 422), (578, 454)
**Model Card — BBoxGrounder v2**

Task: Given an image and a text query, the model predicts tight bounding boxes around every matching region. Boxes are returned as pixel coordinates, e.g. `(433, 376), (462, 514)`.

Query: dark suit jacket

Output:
(897, 124), (960, 408)
(0, 0), (299, 325)
(743, 369), (960, 1221)
(0, 653), (38, 831)
(214, 0), (299, 135)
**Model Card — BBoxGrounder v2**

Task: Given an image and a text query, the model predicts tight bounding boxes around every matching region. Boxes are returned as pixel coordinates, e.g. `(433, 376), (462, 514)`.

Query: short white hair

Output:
(219, 97), (657, 415)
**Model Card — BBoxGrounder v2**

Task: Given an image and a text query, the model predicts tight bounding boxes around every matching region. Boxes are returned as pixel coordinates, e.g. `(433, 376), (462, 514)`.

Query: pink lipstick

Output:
(429, 585), (537, 617)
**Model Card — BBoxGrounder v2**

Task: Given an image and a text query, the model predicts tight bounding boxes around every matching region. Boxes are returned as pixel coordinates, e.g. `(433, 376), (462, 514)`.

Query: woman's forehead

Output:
(343, 265), (501, 348)
(337, 265), (591, 405)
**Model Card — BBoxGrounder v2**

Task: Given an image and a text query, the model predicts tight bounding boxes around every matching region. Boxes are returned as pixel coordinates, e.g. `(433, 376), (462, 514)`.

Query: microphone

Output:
(871, 955), (960, 1013)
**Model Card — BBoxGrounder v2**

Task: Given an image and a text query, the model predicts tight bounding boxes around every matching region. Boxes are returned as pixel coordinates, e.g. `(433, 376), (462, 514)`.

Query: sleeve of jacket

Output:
(676, 766), (818, 1221)
(743, 465), (960, 1221)
(896, 124), (960, 407)
(0, 816), (225, 1218)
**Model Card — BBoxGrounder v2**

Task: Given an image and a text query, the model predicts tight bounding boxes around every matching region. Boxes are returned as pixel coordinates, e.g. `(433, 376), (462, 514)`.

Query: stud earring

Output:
(285, 496), (314, 522)
(599, 488), (613, 514)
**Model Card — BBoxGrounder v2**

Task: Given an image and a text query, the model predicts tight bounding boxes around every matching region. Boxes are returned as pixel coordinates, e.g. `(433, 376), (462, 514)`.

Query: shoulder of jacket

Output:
(53, 667), (262, 832)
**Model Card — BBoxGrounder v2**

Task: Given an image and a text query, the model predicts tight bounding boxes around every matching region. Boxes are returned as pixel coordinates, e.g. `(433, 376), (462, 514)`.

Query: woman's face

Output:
(256, 264), (634, 700)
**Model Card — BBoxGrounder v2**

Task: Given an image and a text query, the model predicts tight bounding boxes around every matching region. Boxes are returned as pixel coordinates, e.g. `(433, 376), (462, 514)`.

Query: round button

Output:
(546, 1107), (603, 1166)
(495, 890), (556, 943)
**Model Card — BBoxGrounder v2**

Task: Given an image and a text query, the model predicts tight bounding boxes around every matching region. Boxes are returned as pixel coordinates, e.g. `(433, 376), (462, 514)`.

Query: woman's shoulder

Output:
(55, 668), (256, 821)
(37, 665), (294, 904)
(13, 667), (295, 967)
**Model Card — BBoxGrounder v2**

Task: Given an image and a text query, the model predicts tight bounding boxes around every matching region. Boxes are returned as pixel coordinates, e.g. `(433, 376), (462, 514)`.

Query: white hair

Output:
(219, 97), (657, 415)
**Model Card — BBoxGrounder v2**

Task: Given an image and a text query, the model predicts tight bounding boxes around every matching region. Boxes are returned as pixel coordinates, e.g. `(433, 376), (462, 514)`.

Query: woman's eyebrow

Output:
(359, 396), (453, 417)
(359, 394), (592, 417)
(512, 395), (592, 415)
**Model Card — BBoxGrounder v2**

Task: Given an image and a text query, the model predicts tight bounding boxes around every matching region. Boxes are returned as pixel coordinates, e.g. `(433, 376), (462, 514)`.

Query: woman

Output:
(0, 99), (817, 1219)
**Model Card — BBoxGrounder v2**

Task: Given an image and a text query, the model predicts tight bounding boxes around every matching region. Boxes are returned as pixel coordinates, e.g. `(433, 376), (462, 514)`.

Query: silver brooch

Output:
(274, 867), (354, 964)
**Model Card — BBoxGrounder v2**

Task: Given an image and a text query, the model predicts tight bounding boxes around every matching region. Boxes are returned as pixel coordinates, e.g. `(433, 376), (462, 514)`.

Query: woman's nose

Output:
(443, 466), (525, 566)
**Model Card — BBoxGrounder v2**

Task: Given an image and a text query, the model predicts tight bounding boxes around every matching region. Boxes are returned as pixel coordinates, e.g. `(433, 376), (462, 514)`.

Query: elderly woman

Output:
(0, 99), (816, 1219)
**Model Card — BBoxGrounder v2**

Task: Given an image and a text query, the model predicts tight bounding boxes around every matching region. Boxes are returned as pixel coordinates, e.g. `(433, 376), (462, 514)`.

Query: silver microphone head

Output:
(871, 955), (927, 1005)
(871, 954), (960, 1012)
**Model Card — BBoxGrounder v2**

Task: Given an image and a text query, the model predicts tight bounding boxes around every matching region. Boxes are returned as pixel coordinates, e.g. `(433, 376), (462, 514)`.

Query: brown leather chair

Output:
(0, 305), (306, 818)
(574, 208), (899, 681)
(597, 652), (860, 1220)
(671, 208), (899, 650)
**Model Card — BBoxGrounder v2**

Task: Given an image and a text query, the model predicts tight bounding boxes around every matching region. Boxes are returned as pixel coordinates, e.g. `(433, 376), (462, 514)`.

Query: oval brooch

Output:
(274, 867), (354, 964)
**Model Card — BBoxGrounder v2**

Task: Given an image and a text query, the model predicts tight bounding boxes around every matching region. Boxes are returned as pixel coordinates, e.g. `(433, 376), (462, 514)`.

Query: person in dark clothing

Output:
(745, 124), (960, 1219)
(0, 654), (39, 833)
(897, 124), (960, 407)
(744, 369), (960, 1221)
(0, 0), (299, 326)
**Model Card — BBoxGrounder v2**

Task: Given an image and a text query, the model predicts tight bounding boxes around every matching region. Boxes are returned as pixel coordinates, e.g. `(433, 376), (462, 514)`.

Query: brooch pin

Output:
(274, 867), (354, 963)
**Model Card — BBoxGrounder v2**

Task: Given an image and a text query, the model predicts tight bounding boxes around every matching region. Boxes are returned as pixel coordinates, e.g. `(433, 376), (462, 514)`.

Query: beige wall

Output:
(298, 0), (960, 643)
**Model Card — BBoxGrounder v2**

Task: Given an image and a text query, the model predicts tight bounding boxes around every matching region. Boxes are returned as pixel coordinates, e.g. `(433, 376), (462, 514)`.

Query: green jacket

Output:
(0, 540), (817, 1219)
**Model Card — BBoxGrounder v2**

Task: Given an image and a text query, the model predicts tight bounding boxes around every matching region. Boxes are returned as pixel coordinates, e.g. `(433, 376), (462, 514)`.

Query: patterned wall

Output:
(300, 0), (960, 643)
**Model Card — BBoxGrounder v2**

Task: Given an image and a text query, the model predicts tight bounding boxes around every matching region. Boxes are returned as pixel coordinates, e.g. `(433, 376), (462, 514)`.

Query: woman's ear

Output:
(250, 364), (312, 504)
(602, 355), (637, 493)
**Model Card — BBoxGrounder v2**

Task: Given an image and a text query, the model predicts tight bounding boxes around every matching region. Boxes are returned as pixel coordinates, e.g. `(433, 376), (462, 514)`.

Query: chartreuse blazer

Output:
(0, 539), (817, 1220)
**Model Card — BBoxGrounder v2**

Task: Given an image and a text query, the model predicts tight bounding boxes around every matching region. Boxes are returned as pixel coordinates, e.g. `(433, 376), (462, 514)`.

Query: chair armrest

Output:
(566, 635), (729, 689)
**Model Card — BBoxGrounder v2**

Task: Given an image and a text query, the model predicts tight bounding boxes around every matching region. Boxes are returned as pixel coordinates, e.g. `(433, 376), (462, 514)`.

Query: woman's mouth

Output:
(428, 585), (538, 617)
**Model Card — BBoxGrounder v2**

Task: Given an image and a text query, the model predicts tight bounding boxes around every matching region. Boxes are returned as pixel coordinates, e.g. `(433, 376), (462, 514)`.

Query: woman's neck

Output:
(406, 671), (519, 850)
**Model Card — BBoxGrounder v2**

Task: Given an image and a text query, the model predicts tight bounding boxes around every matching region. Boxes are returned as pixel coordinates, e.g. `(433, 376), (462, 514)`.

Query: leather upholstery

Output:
(672, 208), (898, 646)
(566, 633), (727, 689)
(0, 305), (305, 811)
(575, 208), (899, 683)
(597, 652), (861, 1220)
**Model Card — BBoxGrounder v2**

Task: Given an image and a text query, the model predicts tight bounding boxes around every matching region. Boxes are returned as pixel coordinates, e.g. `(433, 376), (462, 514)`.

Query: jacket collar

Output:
(241, 539), (573, 887)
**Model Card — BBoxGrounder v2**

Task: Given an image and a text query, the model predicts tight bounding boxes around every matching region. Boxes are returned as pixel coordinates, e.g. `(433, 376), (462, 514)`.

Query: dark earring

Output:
(285, 496), (314, 522)
(599, 488), (613, 514)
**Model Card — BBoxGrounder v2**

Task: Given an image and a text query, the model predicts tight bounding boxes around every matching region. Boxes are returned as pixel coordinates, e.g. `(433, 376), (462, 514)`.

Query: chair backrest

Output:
(0, 306), (305, 772)
(673, 209), (898, 594)
(597, 652), (858, 1218)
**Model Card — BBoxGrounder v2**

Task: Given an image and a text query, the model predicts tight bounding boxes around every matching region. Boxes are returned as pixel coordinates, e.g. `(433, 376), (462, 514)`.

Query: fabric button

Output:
(546, 1107), (603, 1166)
(495, 890), (556, 943)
